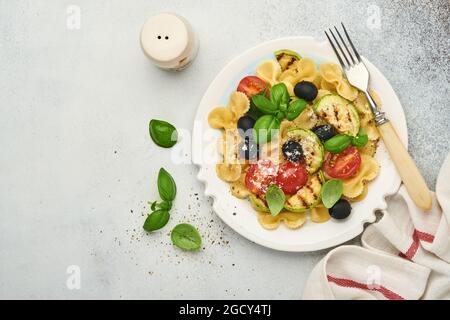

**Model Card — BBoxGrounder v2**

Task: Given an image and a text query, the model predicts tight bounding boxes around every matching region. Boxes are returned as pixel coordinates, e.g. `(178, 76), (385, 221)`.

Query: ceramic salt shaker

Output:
(140, 13), (199, 71)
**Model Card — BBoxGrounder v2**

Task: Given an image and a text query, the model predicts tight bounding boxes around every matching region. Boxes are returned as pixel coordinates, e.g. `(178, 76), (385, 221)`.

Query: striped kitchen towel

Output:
(303, 152), (450, 300)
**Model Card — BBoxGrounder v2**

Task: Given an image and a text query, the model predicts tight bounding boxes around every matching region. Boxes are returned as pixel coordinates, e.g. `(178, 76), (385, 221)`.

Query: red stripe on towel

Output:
(327, 275), (405, 300)
(402, 231), (420, 260)
(398, 229), (435, 260)
(415, 229), (434, 243)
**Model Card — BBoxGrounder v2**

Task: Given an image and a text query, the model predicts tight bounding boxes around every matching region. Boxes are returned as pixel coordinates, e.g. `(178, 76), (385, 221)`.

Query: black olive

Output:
(294, 81), (318, 101)
(238, 137), (259, 160)
(330, 199), (352, 220)
(282, 140), (303, 162)
(312, 124), (337, 142)
(237, 116), (256, 138)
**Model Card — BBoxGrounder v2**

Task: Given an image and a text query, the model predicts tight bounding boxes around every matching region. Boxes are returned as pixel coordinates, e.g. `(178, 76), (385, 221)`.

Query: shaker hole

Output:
(165, 36), (169, 40)
(157, 35), (161, 39)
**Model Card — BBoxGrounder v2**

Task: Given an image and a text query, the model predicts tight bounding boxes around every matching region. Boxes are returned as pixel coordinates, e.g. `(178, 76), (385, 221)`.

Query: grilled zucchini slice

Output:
(314, 94), (360, 136)
(284, 171), (325, 212)
(274, 49), (301, 72)
(249, 194), (269, 213)
(285, 128), (324, 174)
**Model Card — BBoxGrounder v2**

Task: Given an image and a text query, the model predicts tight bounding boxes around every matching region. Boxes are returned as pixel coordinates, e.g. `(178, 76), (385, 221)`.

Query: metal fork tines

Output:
(325, 23), (388, 126)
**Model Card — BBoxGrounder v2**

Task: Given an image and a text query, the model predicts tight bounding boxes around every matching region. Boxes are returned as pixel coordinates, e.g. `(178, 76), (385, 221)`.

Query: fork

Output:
(325, 24), (432, 211)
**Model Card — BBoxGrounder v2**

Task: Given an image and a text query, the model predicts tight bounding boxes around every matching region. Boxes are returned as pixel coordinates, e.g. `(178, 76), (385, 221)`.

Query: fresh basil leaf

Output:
(253, 115), (281, 144)
(171, 223), (202, 251)
(150, 201), (157, 211)
(321, 179), (343, 209)
(143, 209), (170, 232)
(157, 168), (177, 201)
(149, 119), (178, 148)
(352, 128), (369, 148)
(324, 134), (352, 153)
(251, 94), (278, 115)
(266, 184), (285, 216)
(279, 102), (288, 112)
(247, 101), (264, 120)
(270, 83), (290, 107)
(286, 99), (307, 121)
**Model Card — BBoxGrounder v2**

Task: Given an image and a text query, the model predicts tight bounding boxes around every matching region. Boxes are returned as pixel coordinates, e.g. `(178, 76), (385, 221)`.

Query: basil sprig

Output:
(144, 167), (177, 232)
(251, 83), (306, 144)
(171, 223), (202, 251)
(143, 169), (203, 252)
(266, 184), (285, 216)
(149, 119), (178, 148)
(321, 179), (343, 208)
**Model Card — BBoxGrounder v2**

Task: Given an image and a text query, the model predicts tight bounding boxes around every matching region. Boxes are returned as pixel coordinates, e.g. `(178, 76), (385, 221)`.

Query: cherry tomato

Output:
(245, 159), (277, 196)
(323, 145), (361, 179)
(237, 76), (269, 98)
(275, 162), (308, 195)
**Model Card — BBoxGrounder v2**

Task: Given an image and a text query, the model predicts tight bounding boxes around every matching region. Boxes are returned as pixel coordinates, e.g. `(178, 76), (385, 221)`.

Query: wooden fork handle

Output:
(377, 121), (432, 211)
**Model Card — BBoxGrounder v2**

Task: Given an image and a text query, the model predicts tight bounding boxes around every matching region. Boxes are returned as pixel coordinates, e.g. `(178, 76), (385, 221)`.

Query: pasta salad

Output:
(208, 49), (381, 230)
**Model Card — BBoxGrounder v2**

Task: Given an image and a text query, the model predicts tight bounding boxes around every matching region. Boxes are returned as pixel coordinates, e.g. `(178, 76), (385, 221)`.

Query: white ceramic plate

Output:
(192, 37), (407, 252)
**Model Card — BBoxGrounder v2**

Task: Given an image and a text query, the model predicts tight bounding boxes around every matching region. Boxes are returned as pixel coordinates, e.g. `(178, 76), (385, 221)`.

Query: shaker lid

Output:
(140, 13), (189, 63)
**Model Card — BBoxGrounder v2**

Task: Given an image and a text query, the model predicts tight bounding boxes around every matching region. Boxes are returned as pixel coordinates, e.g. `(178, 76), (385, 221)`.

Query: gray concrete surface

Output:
(0, 0), (448, 299)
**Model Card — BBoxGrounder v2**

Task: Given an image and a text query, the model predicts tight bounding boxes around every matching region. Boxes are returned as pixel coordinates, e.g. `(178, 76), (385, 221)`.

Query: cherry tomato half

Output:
(245, 159), (277, 196)
(237, 76), (269, 98)
(275, 162), (308, 195)
(323, 145), (361, 179)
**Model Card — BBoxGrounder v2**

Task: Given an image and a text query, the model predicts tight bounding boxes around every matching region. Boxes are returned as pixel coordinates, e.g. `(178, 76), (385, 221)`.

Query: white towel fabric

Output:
(303, 153), (450, 300)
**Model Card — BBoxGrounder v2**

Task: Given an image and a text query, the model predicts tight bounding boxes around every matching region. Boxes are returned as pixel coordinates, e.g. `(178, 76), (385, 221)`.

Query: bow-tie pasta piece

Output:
(208, 107), (235, 129)
(320, 63), (358, 101)
(293, 58), (318, 83)
(359, 139), (379, 157)
(292, 105), (320, 129)
(216, 163), (241, 182)
(256, 60), (281, 86)
(347, 184), (369, 202)
(279, 69), (297, 83)
(310, 205), (331, 223)
(230, 172), (250, 199)
(336, 79), (359, 101)
(256, 212), (280, 230)
(279, 58), (319, 88)
(342, 154), (379, 198)
(354, 92), (380, 141)
(279, 107), (319, 140)
(320, 62), (342, 83)
(257, 211), (307, 230)
(228, 91), (250, 120)
(280, 211), (307, 229)
(312, 74), (322, 89)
